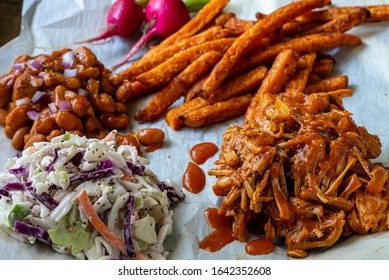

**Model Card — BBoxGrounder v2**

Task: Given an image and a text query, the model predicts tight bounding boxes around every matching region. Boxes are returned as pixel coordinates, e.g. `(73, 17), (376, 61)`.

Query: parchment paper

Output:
(0, 0), (388, 260)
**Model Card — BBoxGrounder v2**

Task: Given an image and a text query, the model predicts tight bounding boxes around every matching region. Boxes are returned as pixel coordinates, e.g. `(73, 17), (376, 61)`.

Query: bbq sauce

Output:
(198, 208), (236, 252)
(245, 238), (275, 256)
(182, 162), (206, 194)
(137, 128), (165, 152)
(116, 134), (141, 153)
(189, 142), (219, 165)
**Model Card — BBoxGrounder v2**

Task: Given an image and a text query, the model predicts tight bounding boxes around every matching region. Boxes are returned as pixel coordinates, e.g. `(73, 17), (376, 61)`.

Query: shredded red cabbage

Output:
(13, 220), (51, 245)
(8, 166), (29, 178)
(123, 195), (136, 258)
(0, 189), (10, 197)
(126, 161), (145, 176)
(70, 160), (115, 185)
(66, 151), (84, 166)
(2, 182), (25, 191)
(44, 148), (59, 172)
(25, 183), (59, 210)
(157, 182), (185, 203)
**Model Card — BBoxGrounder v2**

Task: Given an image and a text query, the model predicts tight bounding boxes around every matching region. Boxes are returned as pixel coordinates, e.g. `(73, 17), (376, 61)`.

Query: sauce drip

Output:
(137, 128), (165, 152)
(198, 208), (235, 252)
(116, 134), (141, 153)
(182, 162), (206, 194)
(190, 142), (219, 165)
(245, 238), (275, 256)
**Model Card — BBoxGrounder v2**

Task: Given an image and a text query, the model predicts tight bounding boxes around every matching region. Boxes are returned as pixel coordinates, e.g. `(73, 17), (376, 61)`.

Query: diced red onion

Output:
(77, 88), (89, 96)
(27, 110), (39, 121)
(59, 100), (71, 111)
(64, 68), (78, 77)
(27, 60), (42, 70)
(48, 102), (57, 114)
(62, 51), (74, 69)
(13, 63), (24, 72)
(15, 97), (30, 106)
(30, 76), (44, 87)
(65, 90), (75, 99)
(62, 61), (72, 69)
(31, 91), (46, 103)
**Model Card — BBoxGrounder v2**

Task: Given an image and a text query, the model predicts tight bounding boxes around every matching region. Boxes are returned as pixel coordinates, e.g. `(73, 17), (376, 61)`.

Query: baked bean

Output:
(4, 126), (16, 138)
(12, 72), (38, 101)
(115, 101), (127, 114)
(63, 77), (81, 90)
(74, 46), (98, 67)
(53, 85), (67, 106)
(69, 130), (85, 137)
(47, 129), (62, 141)
(100, 74), (115, 95)
(33, 108), (57, 135)
(12, 126), (30, 149)
(24, 134), (46, 149)
(99, 113), (130, 129)
(85, 116), (106, 139)
(89, 92), (115, 113)
(55, 111), (83, 131)
(87, 78), (99, 94)
(0, 108), (8, 126)
(108, 73), (125, 87)
(71, 95), (93, 117)
(40, 71), (65, 87)
(78, 67), (100, 79)
(6, 104), (31, 130)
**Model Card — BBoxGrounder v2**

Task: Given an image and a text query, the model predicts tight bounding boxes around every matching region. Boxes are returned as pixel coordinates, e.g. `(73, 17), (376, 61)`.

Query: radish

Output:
(111, 0), (190, 70)
(80, 0), (144, 43)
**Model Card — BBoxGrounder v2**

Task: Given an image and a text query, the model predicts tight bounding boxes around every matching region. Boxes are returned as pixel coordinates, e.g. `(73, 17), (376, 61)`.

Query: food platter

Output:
(0, 0), (389, 260)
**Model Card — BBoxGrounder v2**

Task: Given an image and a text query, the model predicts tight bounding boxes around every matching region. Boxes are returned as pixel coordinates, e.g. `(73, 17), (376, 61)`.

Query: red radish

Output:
(111, 0), (190, 70)
(80, 0), (144, 43)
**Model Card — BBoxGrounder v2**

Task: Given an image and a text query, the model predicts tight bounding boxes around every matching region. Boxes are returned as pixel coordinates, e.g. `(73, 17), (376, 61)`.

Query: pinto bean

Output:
(24, 133), (46, 149)
(99, 113), (130, 129)
(33, 108), (57, 135)
(4, 126), (16, 138)
(12, 126), (30, 149)
(47, 129), (63, 141)
(55, 111), (83, 131)
(70, 95), (94, 117)
(0, 108), (8, 126)
(5, 104), (31, 130)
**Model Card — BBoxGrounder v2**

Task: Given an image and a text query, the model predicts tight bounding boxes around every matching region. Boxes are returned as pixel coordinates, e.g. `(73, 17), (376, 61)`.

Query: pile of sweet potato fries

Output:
(115, 0), (388, 131)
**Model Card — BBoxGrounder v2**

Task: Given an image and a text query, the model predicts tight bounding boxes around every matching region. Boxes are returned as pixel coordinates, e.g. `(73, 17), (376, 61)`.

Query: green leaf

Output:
(48, 215), (92, 255)
(8, 204), (31, 228)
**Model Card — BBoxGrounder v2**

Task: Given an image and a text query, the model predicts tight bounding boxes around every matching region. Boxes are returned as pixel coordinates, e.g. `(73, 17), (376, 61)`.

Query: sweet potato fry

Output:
(301, 7), (368, 36)
(136, 38), (234, 88)
(185, 74), (209, 103)
(116, 80), (151, 103)
(201, 0), (331, 99)
(224, 17), (255, 36)
(237, 33), (361, 72)
(207, 66), (268, 104)
(365, 5), (389, 22)
(134, 51), (222, 122)
(165, 97), (210, 130)
(285, 52), (317, 93)
(183, 94), (254, 128)
(206, 12), (237, 29)
(156, 0), (230, 49)
(120, 26), (231, 80)
(245, 49), (299, 124)
(304, 76), (349, 94)
(312, 55), (335, 78)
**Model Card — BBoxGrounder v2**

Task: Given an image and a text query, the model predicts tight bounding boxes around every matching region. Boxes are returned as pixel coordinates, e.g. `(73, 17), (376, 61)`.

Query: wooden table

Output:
(0, 0), (23, 47)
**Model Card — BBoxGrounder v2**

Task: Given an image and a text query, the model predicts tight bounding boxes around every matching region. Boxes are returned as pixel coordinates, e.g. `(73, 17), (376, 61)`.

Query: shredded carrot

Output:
(78, 189), (127, 255)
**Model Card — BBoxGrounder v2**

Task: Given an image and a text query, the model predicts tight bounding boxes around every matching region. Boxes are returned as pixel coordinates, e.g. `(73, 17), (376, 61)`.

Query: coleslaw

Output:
(0, 131), (184, 260)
